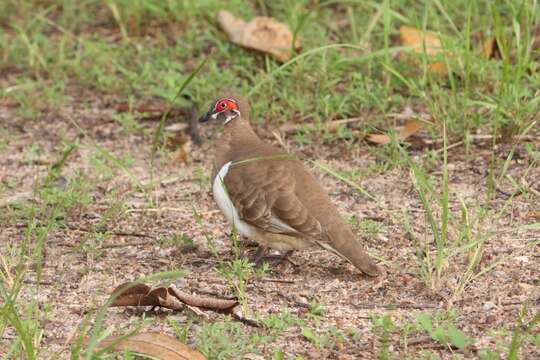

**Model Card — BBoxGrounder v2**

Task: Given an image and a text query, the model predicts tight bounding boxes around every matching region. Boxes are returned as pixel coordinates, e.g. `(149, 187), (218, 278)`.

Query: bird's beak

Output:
(198, 110), (219, 123)
(198, 111), (211, 123)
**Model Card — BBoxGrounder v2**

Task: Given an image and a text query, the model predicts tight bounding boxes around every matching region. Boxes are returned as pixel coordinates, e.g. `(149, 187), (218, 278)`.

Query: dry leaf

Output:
(217, 10), (299, 62)
(98, 332), (206, 360)
(399, 26), (448, 75)
(167, 133), (191, 165)
(110, 282), (237, 312)
(111, 282), (184, 310)
(169, 286), (238, 311)
(171, 139), (191, 165)
(482, 37), (502, 59)
(367, 119), (423, 145)
(527, 211), (540, 221)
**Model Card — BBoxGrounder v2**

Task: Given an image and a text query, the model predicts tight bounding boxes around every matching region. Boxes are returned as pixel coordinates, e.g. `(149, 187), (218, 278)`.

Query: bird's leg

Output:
(266, 250), (294, 266)
(250, 248), (295, 267)
(249, 245), (269, 265)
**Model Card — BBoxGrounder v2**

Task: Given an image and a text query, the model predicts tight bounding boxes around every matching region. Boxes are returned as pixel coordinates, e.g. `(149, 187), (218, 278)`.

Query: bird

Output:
(199, 94), (381, 277)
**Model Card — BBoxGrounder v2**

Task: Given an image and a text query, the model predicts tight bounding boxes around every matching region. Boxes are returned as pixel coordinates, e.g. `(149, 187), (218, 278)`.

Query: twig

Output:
(11, 223), (157, 248)
(64, 224), (156, 240)
(260, 277), (295, 284)
(101, 240), (155, 249)
(125, 208), (220, 216)
(231, 307), (262, 328)
(23, 279), (53, 286)
(406, 335), (433, 346)
(407, 335), (478, 353)
(185, 304), (210, 319)
(354, 302), (437, 310)
(422, 134), (537, 145)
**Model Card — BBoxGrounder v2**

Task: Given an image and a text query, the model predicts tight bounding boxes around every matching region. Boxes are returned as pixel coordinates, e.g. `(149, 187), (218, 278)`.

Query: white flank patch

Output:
(213, 161), (256, 238)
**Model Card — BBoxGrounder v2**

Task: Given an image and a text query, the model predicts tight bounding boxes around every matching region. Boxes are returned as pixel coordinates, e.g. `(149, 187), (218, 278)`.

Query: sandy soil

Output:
(1, 98), (539, 359)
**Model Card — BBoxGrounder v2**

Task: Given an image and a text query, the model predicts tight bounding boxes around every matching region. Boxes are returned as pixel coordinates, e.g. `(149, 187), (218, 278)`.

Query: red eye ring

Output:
(214, 98), (238, 113)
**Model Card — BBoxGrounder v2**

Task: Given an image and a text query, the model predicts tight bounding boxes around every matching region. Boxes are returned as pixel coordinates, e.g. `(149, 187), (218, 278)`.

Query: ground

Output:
(1, 96), (539, 359)
(1, 1), (540, 359)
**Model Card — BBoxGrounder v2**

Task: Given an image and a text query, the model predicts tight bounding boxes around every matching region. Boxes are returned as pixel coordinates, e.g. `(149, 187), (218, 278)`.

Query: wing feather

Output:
(223, 160), (322, 239)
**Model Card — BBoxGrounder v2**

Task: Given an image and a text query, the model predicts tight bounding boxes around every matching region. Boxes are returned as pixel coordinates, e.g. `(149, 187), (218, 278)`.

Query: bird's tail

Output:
(319, 227), (381, 277)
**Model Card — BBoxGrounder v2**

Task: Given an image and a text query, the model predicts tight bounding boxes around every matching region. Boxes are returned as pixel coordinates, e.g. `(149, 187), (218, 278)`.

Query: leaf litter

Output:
(217, 10), (300, 63)
(1, 90), (539, 359)
(110, 281), (238, 311)
(97, 332), (206, 360)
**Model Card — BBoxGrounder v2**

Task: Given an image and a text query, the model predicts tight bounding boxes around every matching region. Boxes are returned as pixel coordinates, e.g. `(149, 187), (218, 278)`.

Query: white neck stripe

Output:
(224, 109), (240, 125)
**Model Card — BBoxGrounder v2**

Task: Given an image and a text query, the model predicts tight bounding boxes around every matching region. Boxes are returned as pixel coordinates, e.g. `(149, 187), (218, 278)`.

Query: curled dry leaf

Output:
(399, 25), (448, 75)
(482, 37), (502, 60)
(367, 119), (423, 145)
(98, 332), (206, 360)
(169, 286), (238, 311)
(109, 282), (237, 312)
(217, 10), (299, 63)
(111, 282), (184, 310)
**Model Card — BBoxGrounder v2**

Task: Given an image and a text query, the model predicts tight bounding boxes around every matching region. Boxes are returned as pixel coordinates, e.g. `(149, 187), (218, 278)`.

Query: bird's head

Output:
(199, 95), (248, 125)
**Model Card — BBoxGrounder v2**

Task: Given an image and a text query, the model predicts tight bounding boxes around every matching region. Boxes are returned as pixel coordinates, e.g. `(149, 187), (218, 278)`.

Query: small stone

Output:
(482, 301), (496, 311)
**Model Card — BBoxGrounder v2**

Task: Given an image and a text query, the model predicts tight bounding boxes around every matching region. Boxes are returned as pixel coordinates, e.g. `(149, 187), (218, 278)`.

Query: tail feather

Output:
(318, 227), (381, 277)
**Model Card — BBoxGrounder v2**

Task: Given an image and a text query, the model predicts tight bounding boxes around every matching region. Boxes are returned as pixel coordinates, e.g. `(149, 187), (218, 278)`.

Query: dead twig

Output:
(64, 224), (157, 240)
(231, 307), (262, 328)
(260, 277), (295, 284)
(354, 302), (437, 310)
(185, 304), (209, 319)
(23, 279), (53, 286)
(406, 335), (478, 353)
(168, 286), (238, 311)
(101, 240), (155, 249)
(406, 335), (433, 346)
(421, 134), (537, 146)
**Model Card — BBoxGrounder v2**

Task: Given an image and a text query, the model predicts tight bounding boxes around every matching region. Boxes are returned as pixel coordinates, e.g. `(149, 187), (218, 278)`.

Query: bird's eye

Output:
(220, 102), (227, 109)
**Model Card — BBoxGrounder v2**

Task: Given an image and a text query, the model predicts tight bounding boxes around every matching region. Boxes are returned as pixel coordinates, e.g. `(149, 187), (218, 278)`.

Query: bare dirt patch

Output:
(1, 101), (539, 359)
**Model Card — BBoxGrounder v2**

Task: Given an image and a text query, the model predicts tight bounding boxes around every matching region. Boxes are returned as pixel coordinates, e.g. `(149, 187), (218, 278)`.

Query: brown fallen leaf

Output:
(482, 37), (502, 60)
(169, 286), (238, 311)
(366, 119), (423, 145)
(167, 133), (191, 165)
(98, 332), (206, 360)
(110, 282), (184, 310)
(217, 10), (299, 62)
(109, 282), (237, 312)
(527, 211), (540, 221)
(399, 25), (448, 75)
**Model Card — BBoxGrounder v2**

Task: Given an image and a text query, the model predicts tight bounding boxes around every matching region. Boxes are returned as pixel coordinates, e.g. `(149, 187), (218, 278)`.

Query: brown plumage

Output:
(203, 94), (381, 277)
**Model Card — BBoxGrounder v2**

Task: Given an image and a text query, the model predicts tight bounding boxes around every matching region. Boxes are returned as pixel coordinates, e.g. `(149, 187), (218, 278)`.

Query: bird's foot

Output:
(249, 247), (294, 268)
(249, 245), (269, 266)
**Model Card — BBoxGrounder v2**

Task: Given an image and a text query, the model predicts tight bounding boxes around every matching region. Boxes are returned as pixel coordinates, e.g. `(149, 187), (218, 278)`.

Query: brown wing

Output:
(223, 159), (322, 239)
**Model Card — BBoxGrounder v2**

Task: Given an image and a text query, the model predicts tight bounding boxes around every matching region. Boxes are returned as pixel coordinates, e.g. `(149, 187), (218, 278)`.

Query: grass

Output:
(1, 0), (539, 358)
